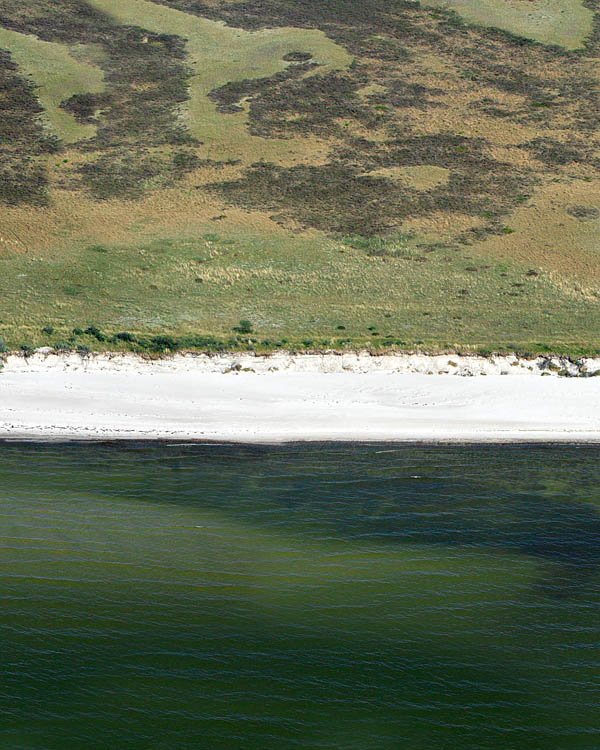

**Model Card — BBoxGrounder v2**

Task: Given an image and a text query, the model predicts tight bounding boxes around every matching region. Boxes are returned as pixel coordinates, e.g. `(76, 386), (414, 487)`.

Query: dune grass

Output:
(1, 221), (598, 356)
(0, 28), (105, 143)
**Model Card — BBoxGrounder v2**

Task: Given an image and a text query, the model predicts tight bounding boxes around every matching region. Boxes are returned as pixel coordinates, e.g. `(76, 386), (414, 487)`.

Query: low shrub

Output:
(115, 331), (136, 342)
(179, 334), (221, 349)
(566, 205), (599, 221)
(233, 319), (253, 334)
(149, 335), (179, 351)
(84, 325), (105, 341)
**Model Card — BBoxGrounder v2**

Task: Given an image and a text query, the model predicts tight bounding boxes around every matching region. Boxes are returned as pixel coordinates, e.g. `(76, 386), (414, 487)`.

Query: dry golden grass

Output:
(2, 152), (325, 256)
(402, 211), (485, 237)
(364, 165), (450, 190)
(476, 179), (600, 290)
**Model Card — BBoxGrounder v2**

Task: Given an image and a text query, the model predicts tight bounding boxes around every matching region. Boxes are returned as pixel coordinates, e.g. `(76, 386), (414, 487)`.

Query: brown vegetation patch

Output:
(2, 0), (599, 279)
(0, 49), (56, 205)
(207, 62), (318, 114)
(181, 0), (600, 243)
(0, 0), (193, 202)
(567, 204), (600, 220)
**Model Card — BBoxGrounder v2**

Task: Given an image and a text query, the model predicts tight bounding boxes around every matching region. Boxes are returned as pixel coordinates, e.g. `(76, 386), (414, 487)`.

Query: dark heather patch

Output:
(209, 156), (534, 236)
(210, 162), (401, 234)
(282, 51), (313, 61)
(246, 70), (374, 138)
(209, 124), (535, 235)
(152, 0), (598, 240)
(0, 49), (54, 205)
(365, 78), (446, 110)
(1, 0), (599, 225)
(146, 0), (418, 33)
(60, 92), (112, 124)
(0, 0), (194, 200)
(567, 205), (600, 220)
(524, 137), (593, 167)
(582, 0), (600, 56)
(207, 62), (318, 113)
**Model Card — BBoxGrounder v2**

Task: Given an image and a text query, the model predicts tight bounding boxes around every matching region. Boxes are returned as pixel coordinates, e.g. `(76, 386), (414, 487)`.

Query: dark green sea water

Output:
(1, 442), (599, 749)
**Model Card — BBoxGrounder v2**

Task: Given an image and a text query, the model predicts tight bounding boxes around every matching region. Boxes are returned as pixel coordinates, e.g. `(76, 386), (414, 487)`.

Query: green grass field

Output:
(1, 222), (597, 356)
(0, 27), (105, 142)
(88, 0), (351, 160)
(0, 0), (599, 355)
(422, 0), (594, 49)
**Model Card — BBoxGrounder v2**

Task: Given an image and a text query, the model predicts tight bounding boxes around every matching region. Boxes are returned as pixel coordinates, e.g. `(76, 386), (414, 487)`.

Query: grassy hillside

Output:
(0, 27), (105, 142)
(0, 0), (599, 355)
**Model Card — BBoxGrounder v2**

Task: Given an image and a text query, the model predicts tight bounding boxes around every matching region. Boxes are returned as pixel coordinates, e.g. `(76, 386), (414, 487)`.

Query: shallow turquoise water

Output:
(1, 442), (599, 749)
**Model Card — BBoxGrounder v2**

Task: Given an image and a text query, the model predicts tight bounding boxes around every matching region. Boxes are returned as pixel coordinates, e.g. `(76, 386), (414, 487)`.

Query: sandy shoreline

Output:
(1, 350), (600, 442)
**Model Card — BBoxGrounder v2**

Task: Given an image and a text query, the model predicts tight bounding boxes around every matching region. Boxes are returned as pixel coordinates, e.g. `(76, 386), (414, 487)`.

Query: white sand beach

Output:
(1, 350), (599, 442)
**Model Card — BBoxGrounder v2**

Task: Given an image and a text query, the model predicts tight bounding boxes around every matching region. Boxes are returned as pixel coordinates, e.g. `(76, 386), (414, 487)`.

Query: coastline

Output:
(1, 350), (600, 443)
